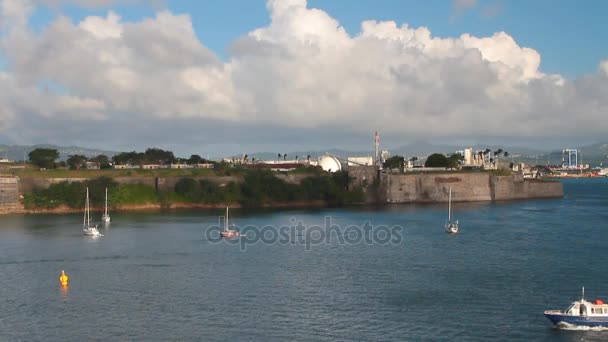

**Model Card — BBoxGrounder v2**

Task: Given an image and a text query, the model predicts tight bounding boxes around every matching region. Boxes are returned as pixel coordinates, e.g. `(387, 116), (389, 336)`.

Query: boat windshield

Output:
(565, 304), (579, 315)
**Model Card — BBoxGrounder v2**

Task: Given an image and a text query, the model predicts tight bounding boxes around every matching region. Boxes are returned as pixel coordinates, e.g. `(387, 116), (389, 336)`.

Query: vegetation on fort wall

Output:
(23, 176), (162, 209)
(174, 169), (365, 206)
(24, 176), (119, 209)
(23, 169), (366, 209)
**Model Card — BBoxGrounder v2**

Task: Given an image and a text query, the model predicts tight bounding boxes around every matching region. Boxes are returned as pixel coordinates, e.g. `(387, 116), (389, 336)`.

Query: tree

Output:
(424, 153), (448, 167)
(278, 153), (282, 161)
(90, 154), (111, 169)
(28, 148), (59, 169)
(283, 153), (287, 161)
(66, 154), (88, 170)
(187, 154), (204, 165)
(112, 151), (141, 165)
(503, 151), (510, 158)
(144, 148), (176, 165)
(447, 154), (464, 169)
(383, 155), (404, 170)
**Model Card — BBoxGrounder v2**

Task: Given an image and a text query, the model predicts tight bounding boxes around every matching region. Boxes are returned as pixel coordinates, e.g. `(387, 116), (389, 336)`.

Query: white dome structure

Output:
(318, 154), (342, 173)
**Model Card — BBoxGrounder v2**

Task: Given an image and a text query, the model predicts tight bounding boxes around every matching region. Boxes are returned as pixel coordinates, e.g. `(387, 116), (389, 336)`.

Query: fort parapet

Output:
(379, 172), (563, 203)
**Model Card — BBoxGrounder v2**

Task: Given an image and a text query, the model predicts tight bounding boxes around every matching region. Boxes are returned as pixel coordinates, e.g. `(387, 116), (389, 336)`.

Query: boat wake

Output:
(555, 322), (608, 331)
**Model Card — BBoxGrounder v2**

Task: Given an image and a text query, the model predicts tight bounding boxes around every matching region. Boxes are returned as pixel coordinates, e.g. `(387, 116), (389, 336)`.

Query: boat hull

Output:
(545, 312), (608, 327)
(445, 223), (458, 234)
(220, 231), (239, 238)
(83, 227), (102, 237)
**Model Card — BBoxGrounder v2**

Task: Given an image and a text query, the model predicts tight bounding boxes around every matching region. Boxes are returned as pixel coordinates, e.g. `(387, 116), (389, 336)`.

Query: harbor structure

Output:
(347, 156), (373, 166)
(318, 154), (342, 173)
(374, 131), (380, 167)
(562, 148), (578, 169)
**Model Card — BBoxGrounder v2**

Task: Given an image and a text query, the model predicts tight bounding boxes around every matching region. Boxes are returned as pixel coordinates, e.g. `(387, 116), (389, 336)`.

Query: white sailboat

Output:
(445, 187), (459, 234)
(220, 207), (239, 238)
(101, 187), (111, 223)
(83, 187), (102, 237)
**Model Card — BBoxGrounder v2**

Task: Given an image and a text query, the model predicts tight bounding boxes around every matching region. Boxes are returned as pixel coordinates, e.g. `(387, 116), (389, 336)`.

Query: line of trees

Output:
(26, 147), (214, 169)
(476, 148), (510, 164)
(383, 153), (464, 169)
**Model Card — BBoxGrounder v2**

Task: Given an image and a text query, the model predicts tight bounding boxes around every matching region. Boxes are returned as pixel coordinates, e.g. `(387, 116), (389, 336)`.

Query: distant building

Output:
(249, 162), (301, 172)
(170, 163), (192, 169)
(318, 154), (342, 173)
(0, 158), (15, 163)
(512, 163), (526, 172)
(347, 156), (373, 166)
(141, 164), (161, 169)
(380, 150), (390, 163)
(462, 147), (487, 169)
(193, 163), (214, 169)
(113, 164), (139, 169)
(85, 161), (100, 170)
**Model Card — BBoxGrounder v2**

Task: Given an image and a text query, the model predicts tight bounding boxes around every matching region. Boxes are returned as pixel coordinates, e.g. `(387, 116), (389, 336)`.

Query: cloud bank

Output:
(0, 0), (607, 155)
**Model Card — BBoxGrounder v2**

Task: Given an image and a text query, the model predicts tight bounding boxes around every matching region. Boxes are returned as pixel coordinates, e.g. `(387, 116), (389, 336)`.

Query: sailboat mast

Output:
(104, 188), (108, 216)
(83, 188), (87, 227)
(86, 187), (90, 225)
(448, 187), (452, 222)
(225, 207), (229, 232)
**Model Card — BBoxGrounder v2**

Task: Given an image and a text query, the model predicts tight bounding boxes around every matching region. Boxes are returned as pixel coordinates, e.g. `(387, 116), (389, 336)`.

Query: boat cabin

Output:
(565, 299), (608, 316)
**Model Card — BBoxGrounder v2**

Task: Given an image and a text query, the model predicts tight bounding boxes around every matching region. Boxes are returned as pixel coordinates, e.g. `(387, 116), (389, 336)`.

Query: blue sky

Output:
(26, 0), (608, 78)
(2, 0), (607, 155)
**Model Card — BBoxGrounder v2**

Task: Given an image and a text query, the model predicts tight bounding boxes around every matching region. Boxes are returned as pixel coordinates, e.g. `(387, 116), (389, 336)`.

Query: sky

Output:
(1, 0), (607, 157)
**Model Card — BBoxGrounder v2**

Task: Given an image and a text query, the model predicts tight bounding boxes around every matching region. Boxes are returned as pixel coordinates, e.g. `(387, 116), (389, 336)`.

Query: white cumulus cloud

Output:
(0, 0), (607, 153)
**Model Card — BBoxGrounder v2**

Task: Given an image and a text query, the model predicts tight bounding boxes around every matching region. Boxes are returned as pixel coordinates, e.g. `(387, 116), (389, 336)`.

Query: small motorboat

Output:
(544, 287), (608, 328)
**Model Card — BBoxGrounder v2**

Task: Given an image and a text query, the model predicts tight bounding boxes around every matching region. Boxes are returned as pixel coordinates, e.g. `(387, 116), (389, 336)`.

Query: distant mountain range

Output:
(2, 142), (607, 166)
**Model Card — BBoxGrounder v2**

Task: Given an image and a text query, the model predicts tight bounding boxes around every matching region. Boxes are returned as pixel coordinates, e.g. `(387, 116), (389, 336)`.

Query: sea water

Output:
(0, 178), (607, 341)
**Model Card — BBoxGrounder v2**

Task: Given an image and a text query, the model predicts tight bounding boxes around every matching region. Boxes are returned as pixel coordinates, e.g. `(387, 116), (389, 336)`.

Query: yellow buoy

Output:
(59, 270), (69, 286)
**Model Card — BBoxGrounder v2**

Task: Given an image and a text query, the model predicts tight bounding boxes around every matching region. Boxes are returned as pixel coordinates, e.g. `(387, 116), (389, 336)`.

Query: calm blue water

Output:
(1, 179), (607, 341)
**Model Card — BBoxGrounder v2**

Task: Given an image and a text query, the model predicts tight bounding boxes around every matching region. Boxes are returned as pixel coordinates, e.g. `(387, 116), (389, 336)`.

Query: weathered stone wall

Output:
(15, 172), (563, 204)
(18, 176), (241, 194)
(382, 172), (563, 203)
(18, 177), (89, 194)
(153, 176), (240, 191)
(349, 166), (377, 187)
(0, 176), (20, 212)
